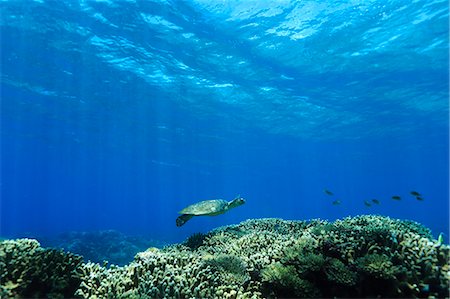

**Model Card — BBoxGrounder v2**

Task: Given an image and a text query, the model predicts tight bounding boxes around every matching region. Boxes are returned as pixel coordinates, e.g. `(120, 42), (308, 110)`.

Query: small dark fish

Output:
(392, 196), (401, 200)
(364, 200), (372, 207)
(371, 199), (380, 204)
(332, 200), (341, 205)
(324, 189), (334, 196)
(410, 191), (421, 197)
(416, 196), (424, 201)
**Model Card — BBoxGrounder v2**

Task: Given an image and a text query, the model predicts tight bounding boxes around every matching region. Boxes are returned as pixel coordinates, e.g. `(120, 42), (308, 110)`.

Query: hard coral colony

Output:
(1, 215), (449, 298)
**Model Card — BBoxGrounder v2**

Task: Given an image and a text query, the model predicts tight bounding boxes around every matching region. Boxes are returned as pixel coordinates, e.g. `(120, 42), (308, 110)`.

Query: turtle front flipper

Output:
(176, 214), (194, 227)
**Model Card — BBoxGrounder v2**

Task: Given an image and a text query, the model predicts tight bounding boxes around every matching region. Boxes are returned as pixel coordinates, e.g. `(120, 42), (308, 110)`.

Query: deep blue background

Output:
(1, 0), (449, 243)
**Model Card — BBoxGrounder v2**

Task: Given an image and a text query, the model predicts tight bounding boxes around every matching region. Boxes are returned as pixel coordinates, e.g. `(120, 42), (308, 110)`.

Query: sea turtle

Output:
(176, 196), (245, 227)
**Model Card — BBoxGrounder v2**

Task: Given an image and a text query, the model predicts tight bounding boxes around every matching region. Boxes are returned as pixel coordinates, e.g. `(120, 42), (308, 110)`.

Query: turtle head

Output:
(228, 196), (245, 209)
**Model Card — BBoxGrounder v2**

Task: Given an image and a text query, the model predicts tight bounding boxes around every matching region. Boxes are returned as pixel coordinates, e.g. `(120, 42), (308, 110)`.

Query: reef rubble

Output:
(1, 215), (449, 298)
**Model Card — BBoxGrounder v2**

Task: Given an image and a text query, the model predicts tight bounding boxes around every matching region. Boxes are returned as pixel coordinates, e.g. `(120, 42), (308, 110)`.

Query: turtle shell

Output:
(179, 199), (228, 215)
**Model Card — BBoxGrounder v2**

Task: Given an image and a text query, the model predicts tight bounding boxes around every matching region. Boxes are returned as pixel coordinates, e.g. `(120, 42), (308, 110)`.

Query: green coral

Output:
(268, 239), (356, 297)
(288, 252), (325, 275)
(203, 254), (250, 285)
(0, 238), (83, 298)
(356, 253), (398, 279)
(261, 262), (320, 298)
(325, 258), (356, 286)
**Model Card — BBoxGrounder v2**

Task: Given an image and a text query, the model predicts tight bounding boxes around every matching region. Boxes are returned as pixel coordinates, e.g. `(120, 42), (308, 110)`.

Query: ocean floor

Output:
(1, 215), (449, 298)
(39, 230), (168, 266)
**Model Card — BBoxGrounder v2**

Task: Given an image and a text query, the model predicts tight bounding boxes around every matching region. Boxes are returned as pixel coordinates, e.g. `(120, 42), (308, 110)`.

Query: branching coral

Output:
(76, 246), (258, 299)
(261, 262), (321, 298)
(3, 215), (448, 298)
(203, 254), (250, 285)
(356, 253), (398, 279)
(0, 238), (83, 298)
(324, 258), (356, 286)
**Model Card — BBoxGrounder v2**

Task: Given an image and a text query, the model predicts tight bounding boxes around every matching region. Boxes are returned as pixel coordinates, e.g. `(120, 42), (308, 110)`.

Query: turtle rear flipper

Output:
(176, 214), (194, 227)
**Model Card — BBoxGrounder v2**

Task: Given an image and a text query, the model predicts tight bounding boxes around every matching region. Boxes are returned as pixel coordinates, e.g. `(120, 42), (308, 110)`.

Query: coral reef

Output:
(261, 262), (320, 298)
(2, 215), (449, 298)
(0, 238), (83, 298)
(76, 246), (260, 299)
(41, 229), (166, 266)
(183, 232), (208, 250)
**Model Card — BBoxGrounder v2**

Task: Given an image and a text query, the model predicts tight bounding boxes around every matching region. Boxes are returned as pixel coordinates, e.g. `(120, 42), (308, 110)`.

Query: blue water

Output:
(1, 0), (448, 244)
